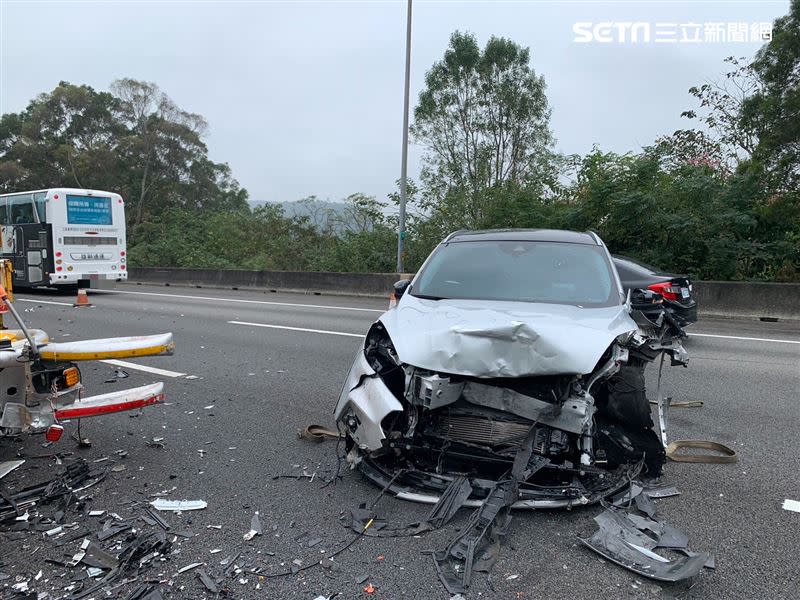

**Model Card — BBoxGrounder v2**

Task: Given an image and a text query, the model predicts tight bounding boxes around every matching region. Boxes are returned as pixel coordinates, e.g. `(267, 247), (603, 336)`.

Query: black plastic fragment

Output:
(350, 475), (472, 538)
(124, 585), (165, 600)
(144, 508), (170, 530)
(431, 426), (543, 594)
(197, 569), (219, 593)
(81, 541), (119, 569)
(579, 507), (708, 582)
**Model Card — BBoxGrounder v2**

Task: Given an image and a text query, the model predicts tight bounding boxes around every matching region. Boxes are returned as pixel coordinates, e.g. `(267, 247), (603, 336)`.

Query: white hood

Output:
(380, 293), (637, 378)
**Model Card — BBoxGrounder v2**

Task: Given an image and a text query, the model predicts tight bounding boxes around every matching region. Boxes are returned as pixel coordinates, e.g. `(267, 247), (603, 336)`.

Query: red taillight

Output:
(120, 251), (126, 256)
(648, 282), (680, 301)
(46, 424), (64, 442)
(56, 266), (63, 272)
(55, 251), (62, 257)
(53, 195), (59, 200)
(120, 265), (126, 270)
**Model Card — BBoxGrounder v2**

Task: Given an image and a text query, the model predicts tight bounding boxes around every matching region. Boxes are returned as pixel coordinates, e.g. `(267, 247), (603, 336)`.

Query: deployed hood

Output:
(380, 294), (637, 378)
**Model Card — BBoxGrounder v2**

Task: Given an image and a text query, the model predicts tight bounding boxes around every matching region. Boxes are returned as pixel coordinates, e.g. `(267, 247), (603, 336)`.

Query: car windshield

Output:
(412, 240), (619, 307)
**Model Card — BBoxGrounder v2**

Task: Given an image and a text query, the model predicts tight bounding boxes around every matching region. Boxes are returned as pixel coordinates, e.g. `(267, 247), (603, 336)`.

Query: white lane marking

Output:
(16, 298), (73, 307)
(228, 320), (365, 338)
(690, 332), (800, 345)
(93, 289), (384, 313)
(100, 359), (188, 378)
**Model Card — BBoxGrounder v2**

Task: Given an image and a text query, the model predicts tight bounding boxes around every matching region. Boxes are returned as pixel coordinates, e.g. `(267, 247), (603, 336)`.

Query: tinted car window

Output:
(613, 256), (662, 278)
(413, 240), (619, 307)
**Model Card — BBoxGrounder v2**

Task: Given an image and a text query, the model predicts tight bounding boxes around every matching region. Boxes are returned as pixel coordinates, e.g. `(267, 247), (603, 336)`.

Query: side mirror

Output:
(392, 279), (412, 299)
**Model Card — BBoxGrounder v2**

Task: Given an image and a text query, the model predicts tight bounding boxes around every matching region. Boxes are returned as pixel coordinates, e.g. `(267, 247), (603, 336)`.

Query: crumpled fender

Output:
(334, 350), (402, 451)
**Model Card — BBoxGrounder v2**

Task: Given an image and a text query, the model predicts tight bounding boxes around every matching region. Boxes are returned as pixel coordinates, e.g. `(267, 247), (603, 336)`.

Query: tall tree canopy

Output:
(0, 79), (248, 231)
(411, 31), (555, 227)
(741, 0), (800, 190)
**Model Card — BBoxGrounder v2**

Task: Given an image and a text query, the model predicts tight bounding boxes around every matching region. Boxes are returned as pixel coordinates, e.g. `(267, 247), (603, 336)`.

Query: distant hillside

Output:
(248, 199), (365, 234)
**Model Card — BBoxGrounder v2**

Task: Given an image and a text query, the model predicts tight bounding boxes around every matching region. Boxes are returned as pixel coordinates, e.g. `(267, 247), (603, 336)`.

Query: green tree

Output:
(111, 78), (247, 227)
(412, 31), (555, 227)
(741, 0), (800, 190)
(0, 82), (122, 192)
(677, 56), (762, 172)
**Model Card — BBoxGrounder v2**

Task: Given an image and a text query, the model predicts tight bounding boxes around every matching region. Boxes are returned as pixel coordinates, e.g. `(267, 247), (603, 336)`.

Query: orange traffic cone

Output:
(73, 288), (92, 308)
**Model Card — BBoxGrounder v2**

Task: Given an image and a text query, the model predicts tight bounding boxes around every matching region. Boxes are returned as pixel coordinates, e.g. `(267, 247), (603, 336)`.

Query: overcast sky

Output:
(0, 0), (790, 203)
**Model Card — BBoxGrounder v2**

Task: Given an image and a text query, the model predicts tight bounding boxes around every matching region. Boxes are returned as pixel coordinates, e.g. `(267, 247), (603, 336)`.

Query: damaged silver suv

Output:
(335, 229), (686, 509)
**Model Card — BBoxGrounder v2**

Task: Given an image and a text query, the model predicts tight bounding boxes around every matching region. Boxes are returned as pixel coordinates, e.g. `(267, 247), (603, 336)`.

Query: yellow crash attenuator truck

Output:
(0, 260), (175, 441)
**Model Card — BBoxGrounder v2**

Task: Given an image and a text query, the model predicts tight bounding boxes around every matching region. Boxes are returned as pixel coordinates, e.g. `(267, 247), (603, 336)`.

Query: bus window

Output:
(0, 198), (8, 226)
(8, 194), (36, 224)
(33, 192), (47, 223)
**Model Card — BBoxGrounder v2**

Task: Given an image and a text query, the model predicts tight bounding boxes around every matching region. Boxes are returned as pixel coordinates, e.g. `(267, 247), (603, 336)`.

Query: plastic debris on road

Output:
(177, 562), (205, 574)
(782, 499), (800, 513)
(150, 498), (208, 511)
(0, 459), (24, 480)
(243, 511), (263, 541)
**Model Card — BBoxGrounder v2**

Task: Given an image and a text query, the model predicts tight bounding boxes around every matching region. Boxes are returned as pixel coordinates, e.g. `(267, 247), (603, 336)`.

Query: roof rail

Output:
(586, 230), (603, 245)
(442, 229), (467, 242)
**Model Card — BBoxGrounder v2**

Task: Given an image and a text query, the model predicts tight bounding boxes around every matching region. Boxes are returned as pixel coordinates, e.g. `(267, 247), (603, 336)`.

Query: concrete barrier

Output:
(127, 267), (409, 298)
(693, 281), (800, 321)
(128, 268), (800, 320)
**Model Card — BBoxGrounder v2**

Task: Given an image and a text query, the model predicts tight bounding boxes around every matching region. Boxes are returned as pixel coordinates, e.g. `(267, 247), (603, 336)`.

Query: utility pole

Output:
(396, 0), (412, 274)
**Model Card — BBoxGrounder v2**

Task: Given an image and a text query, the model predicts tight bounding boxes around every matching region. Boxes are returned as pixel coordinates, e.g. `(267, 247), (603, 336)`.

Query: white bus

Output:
(0, 188), (127, 289)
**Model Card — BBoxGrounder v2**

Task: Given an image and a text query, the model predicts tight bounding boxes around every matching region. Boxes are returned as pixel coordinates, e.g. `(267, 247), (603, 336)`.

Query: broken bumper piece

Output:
(358, 452), (639, 509)
(578, 507), (711, 582)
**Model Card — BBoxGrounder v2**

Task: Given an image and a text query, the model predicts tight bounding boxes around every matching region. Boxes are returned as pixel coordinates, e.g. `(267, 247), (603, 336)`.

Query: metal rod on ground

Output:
(396, 0), (413, 274)
(0, 285), (40, 358)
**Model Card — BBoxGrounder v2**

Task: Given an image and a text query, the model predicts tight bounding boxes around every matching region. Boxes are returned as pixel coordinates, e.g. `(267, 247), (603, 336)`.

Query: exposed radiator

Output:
(434, 413), (532, 447)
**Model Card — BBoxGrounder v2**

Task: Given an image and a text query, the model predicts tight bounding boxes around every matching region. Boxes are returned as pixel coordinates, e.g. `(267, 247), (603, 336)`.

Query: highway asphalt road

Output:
(1, 283), (799, 599)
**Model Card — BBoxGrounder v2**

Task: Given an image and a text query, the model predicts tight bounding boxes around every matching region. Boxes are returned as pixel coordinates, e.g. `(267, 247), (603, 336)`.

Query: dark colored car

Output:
(612, 255), (698, 327)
